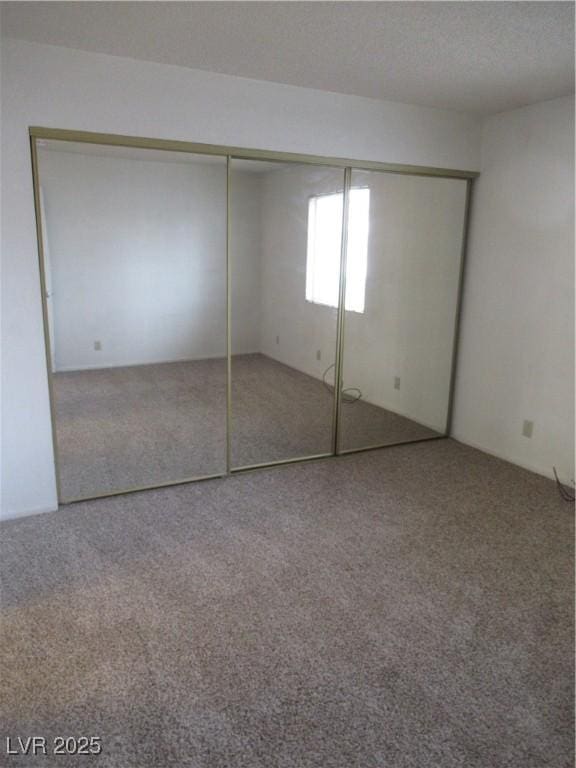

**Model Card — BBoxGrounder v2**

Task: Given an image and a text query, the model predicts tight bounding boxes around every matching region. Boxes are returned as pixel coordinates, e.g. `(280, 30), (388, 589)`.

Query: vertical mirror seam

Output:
(445, 177), (474, 437)
(333, 166), (352, 455)
(30, 135), (63, 503)
(226, 155), (233, 474)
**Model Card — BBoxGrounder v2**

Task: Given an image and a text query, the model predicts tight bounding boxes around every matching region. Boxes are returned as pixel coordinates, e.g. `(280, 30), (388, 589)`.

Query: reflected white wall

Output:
(39, 150), (261, 371)
(258, 165), (467, 433)
(343, 172), (466, 432)
(258, 165), (344, 378)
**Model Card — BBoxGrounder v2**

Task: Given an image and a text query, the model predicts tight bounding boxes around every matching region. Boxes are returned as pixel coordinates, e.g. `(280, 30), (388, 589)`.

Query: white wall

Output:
(258, 166), (467, 432)
(453, 96), (575, 483)
(39, 149), (260, 371)
(1, 38), (480, 519)
(230, 170), (263, 355)
(258, 165), (344, 375)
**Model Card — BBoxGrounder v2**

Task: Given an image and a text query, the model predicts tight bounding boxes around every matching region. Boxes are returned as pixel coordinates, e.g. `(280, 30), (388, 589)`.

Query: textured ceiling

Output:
(2, 1), (574, 115)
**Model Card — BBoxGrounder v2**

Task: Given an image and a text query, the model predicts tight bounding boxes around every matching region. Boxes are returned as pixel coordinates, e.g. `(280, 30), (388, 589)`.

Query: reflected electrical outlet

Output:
(316, 350), (321, 361)
(276, 335), (280, 345)
(522, 420), (534, 438)
(394, 376), (401, 390)
(94, 340), (102, 351)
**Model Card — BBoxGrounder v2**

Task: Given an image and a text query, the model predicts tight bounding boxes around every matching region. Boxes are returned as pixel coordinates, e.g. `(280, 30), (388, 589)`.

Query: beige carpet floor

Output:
(52, 354), (439, 500)
(0, 440), (573, 767)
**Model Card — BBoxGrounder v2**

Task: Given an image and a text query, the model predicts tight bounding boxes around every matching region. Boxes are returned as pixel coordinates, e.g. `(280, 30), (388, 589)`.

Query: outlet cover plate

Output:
(522, 420), (534, 438)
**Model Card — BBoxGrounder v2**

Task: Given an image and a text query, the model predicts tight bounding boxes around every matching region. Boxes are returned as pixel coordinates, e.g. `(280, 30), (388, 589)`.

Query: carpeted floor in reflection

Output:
(52, 354), (439, 499)
(0, 440), (573, 767)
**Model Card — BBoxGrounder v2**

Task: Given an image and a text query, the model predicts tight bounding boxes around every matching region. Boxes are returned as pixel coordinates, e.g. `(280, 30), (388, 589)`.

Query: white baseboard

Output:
(262, 352), (444, 432)
(53, 351), (263, 373)
(451, 433), (574, 486)
(0, 503), (58, 522)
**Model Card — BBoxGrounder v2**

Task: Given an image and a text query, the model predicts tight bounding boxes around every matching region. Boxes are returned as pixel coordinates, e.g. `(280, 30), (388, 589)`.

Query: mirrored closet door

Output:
(33, 128), (475, 503)
(338, 171), (468, 453)
(36, 141), (228, 500)
(229, 159), (346, 468)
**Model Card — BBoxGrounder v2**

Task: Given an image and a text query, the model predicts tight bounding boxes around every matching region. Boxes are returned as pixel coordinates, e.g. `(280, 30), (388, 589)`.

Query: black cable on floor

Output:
(322, 363), (362, 404)
(553, 467), (575, 502)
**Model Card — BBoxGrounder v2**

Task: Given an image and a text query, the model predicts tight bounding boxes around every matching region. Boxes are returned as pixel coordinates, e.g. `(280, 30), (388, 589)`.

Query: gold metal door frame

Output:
(30, 127), (478, 179)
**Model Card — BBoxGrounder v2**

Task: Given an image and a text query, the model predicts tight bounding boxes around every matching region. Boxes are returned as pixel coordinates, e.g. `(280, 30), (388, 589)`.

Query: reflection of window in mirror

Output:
(306, 188), (369, 313)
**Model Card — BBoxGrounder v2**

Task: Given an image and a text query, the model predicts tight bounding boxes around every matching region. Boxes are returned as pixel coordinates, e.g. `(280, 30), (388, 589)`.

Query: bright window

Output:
(306, 188), (369, 313)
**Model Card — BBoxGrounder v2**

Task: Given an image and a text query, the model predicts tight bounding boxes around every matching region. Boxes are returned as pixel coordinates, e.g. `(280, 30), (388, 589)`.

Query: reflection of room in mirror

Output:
(230, 160), (466, 465)
(340, 171), (468, 452)
(38, 142), (468, 500)
(230, 161), (345, 468)
(38, 141), (229, 499)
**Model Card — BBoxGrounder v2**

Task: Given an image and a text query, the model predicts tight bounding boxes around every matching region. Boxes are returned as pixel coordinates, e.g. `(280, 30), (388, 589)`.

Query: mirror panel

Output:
(230, 160), (345, 468)
(339, 171), (467, 452)
(37, 141), (228, 500)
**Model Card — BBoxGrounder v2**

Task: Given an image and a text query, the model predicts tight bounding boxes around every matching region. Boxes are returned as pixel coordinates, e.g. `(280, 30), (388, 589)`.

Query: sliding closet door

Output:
(229, 159), (345, 468)
(37, 142), (228, 500)
(338, 171), (468, 452)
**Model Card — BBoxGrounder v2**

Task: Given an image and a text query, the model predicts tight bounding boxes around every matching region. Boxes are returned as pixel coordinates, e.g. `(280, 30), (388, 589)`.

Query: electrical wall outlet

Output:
(276, 335), (280, 345)
(94, 340), (102, 351)
(522, 419), (534, 438)
(316, 350), (322, 361)
(394, 376), (401, 390)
